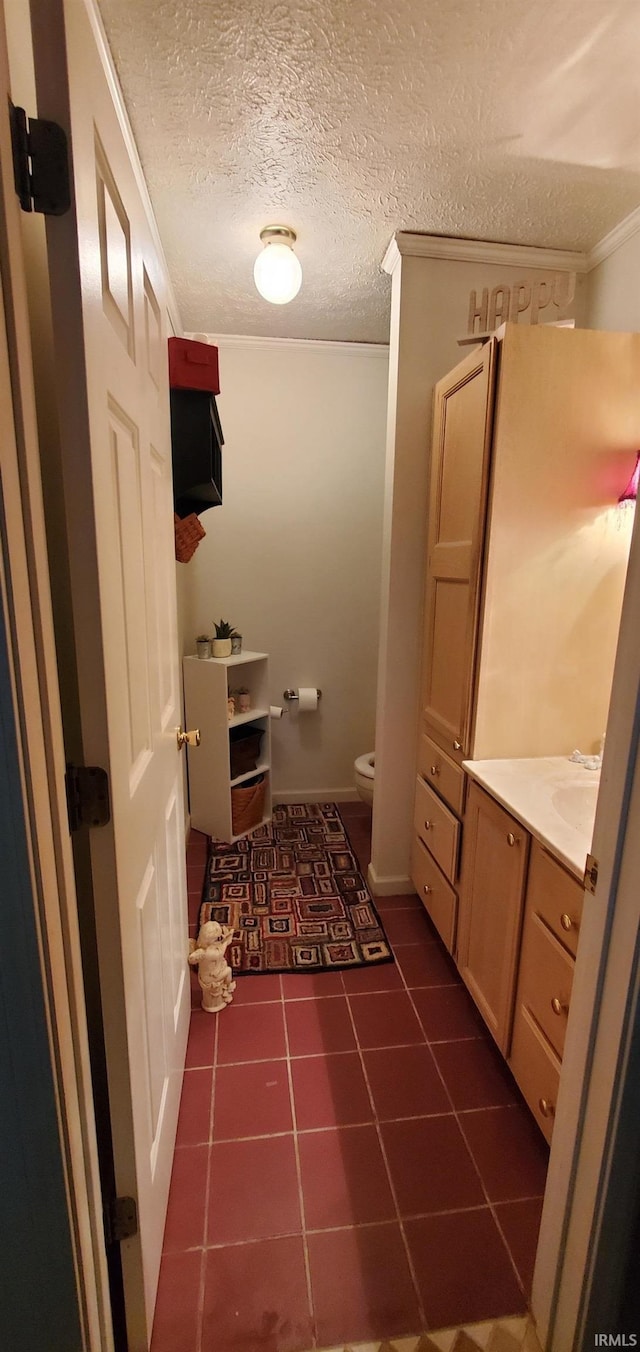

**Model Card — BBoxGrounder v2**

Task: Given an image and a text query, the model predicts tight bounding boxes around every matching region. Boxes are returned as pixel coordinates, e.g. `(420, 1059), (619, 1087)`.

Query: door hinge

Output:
(9, 102), (71, 216)
(65, 764), (111, 832)
(584, 851), (599, 895)
(104, 1195), (138, 1246)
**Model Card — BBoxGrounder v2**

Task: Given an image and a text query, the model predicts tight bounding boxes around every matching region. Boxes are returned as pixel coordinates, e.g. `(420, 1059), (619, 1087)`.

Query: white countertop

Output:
(463, 756), (599, 879)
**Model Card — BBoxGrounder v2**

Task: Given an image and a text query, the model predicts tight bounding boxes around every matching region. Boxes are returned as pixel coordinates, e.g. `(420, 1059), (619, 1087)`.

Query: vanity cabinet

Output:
(456, 782), (530, 1054)
(509, 842), (584, 1142)
(457, 783), (585, 1142)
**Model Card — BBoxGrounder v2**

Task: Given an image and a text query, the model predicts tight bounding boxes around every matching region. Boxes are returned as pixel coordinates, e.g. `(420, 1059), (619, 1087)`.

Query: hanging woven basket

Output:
(174, 512), (205, 563)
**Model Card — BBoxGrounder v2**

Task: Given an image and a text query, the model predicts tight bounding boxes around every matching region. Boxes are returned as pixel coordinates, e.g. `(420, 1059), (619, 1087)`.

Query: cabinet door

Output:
(420, 339), (496, 762)
(457, 782), (529, 1053)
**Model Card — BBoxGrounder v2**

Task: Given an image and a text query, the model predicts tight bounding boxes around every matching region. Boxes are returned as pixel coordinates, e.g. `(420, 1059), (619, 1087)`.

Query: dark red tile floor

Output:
(151, 802), (547, 1352)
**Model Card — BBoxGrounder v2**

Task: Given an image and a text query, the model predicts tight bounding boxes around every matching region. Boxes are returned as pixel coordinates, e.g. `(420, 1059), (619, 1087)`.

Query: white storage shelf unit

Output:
(183, 652), (272, 842)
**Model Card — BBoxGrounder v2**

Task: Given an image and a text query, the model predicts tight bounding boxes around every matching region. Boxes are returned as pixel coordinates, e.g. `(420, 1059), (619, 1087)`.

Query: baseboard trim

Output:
(367, 862), (415, 897)
(272, 788), (360, 805)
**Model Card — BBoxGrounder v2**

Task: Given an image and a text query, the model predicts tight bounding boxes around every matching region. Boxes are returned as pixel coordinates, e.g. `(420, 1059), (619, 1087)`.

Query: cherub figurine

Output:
(188, 921), (236, 1013)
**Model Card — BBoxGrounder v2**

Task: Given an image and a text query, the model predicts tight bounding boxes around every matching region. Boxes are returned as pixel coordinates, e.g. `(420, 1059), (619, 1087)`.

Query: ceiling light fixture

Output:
(618, 450), (640, 506)
(253, 225), (302, 305)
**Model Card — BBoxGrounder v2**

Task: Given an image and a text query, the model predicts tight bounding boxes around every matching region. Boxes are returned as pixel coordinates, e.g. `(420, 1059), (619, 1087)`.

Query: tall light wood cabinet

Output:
(411, 322), (640, 957)
(412, 339), (496, 952)
(420, 338), (496, 765)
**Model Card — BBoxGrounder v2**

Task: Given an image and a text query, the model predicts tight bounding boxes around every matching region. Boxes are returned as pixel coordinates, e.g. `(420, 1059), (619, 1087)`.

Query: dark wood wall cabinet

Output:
(170, 387), (224, 517)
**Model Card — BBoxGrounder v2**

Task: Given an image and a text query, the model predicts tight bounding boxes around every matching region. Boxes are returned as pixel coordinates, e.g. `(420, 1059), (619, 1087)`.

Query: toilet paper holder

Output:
(283, 688), (322, 702)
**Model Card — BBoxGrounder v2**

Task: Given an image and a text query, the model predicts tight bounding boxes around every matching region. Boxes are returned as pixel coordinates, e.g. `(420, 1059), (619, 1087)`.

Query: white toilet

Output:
(354, 752), (375, 807)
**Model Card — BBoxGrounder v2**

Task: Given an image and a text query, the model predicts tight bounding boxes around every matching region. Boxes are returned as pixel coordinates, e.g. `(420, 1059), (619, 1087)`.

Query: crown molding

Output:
(83, 0), (183, 333)
(586, 205), (640, 271)
(187, 332), (389, 356)
(381, 237), (403, 276)
(382, 231), (587, 274)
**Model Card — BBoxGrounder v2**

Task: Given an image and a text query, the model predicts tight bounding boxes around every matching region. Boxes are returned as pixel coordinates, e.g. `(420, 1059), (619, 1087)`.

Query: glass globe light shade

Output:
(253, 231), (302, 305)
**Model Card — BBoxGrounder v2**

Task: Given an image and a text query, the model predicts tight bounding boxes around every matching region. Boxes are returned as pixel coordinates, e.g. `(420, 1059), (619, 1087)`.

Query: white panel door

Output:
(31, 1), (190, 1345)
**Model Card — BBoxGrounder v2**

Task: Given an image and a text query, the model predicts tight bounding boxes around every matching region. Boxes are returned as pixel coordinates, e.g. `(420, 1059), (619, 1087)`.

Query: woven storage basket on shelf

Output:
(231, 774), (266, 836)
(174, 512), (206, 563)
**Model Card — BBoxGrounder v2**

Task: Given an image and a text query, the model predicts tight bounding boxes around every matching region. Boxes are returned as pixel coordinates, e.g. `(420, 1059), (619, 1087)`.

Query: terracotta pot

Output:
(212, 638), (232, 658)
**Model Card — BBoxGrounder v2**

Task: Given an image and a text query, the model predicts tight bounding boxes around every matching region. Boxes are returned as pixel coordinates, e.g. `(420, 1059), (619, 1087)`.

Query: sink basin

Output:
(552, 780), (600, 833)
(463, 756), (602, 877)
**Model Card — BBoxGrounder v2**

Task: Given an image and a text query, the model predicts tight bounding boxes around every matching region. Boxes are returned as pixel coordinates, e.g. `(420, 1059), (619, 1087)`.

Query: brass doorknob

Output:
(423, 884), (432, 895)
(177, 727), (201, 750)
(430, 764), (440, 776)
(560, 913), (577, 932)
(453, 739), (462, 752)
(424, 820), (433, 831)
(506, 832), (518, 846)
(539, 1097), (555, 1118)
(551, 997), (568, 1017)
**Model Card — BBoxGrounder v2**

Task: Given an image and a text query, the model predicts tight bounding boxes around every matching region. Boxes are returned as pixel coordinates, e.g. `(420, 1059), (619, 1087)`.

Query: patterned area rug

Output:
(198, 802), (392, 975)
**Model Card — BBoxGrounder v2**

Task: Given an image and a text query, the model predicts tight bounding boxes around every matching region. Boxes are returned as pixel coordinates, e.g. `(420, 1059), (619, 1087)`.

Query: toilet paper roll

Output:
(297, 687), (319, 713)
(269, 705), (283, 720)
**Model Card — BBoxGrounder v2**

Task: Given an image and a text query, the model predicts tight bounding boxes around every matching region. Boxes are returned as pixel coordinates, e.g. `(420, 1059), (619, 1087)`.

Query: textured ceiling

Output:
(98, 0), (640, 342)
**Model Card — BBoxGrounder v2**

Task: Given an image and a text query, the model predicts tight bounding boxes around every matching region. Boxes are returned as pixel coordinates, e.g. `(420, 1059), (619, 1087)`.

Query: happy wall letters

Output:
(467, 272), (576, 335)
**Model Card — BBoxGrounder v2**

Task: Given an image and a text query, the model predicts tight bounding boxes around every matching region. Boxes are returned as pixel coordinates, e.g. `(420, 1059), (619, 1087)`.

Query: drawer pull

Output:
(430, 764), (440, 777)
(551, 997), (568, 1017)
(560, 913), (577, 932)
(539, 1097), (555, 1119)
(424, 820), (433, 831)
(506, 832), (519, 847)
(423, 884), (432, 896)
(453, 739), (462, 752)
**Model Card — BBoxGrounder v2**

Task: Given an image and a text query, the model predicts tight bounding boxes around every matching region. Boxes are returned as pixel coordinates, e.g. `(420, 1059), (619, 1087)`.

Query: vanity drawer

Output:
(509, 1003), (561, 1146)
(417, 733), (466, 817)
(516, 912), (575, 1060)
(411, 833), (457, 953)
(526, 841), (583, 958)
(414, 776), (460, 883)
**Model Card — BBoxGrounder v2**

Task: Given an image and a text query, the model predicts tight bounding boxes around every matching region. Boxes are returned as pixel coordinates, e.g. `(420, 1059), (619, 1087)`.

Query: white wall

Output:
(587, 219), (640, 332)
(180, 337), (388, 800)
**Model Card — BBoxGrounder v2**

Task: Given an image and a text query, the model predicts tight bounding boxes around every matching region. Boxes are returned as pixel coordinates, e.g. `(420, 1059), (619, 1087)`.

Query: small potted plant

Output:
(196, 634), (212, 660)
(211, 619), (237, 658)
